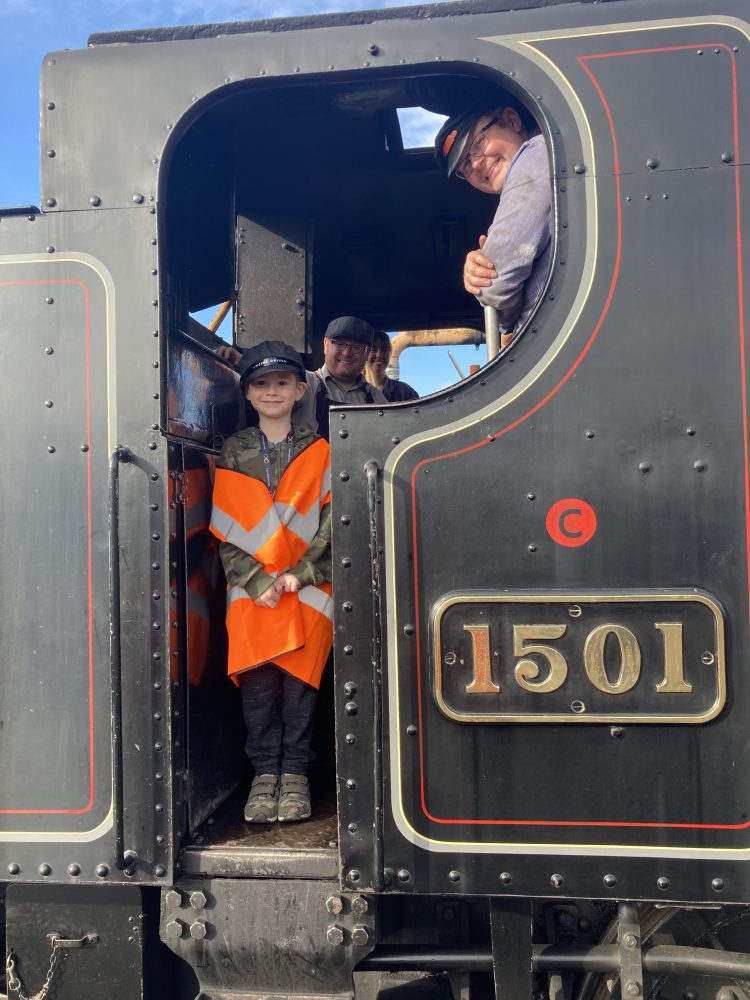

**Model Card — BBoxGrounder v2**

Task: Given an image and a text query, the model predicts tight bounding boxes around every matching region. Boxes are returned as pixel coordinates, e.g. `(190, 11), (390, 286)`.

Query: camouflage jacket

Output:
(217, 424), (332, 600)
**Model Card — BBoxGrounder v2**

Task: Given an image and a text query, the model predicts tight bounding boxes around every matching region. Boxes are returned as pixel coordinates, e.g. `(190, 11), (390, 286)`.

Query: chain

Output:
(6, 936), (62, 1000)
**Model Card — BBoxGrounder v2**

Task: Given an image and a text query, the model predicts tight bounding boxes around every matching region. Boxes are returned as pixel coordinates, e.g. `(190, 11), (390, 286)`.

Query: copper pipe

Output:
(207, 299), (233, 333)
(388, 327), (483, 379)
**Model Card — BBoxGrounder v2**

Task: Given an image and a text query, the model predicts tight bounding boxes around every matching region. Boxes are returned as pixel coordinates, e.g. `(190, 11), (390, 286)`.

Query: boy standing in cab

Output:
(210, 341), (332, 824)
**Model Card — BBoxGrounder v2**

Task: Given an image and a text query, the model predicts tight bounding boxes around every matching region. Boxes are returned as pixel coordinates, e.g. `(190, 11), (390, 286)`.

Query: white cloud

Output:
(397, 107), (448, 149)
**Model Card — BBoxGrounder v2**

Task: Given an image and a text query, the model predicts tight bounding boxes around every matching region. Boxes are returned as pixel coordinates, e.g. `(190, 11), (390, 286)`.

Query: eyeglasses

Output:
(330, 340), (368, 355)
(455, 116), (500, 181)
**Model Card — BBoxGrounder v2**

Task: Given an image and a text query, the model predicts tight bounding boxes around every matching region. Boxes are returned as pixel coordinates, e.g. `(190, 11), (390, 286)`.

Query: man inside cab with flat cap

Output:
(435, 98), (552, 349)
(295, 315), (387, 438)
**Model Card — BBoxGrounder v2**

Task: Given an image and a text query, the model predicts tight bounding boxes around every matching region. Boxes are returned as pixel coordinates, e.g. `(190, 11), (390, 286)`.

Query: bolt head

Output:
(189, 920), (207, 939)
(351, 895), (369, 915)
(603, 874), (617, 887)
(165, 919), (184, 940)
(165, 889), (182, 908)
(550, 873), (564, 888)
(326, 924), (344, 946)
(625, 982), (641, 997)
(189, 890), (207, 909)
(623, 933), (638, 948)
(325, 895), (344, 914)
(657, 876), (671, 891)
(352, 925), (370, 946)
(712, 877), (725, 892)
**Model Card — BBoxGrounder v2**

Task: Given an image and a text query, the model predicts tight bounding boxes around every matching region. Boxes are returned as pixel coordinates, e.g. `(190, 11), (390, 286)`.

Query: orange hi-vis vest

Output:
(209, 437), (333, 689)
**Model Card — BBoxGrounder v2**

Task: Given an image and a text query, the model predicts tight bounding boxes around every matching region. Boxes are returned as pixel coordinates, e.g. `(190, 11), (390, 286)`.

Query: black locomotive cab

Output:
(3, 1), (750, 998)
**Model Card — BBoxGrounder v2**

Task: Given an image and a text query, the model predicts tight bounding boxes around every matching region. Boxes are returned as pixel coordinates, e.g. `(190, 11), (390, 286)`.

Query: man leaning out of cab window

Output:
(435, 98), (552, 349)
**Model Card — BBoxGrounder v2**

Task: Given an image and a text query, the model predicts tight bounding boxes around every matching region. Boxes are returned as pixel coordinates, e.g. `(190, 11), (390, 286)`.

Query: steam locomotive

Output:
(2, 0), (750, 997)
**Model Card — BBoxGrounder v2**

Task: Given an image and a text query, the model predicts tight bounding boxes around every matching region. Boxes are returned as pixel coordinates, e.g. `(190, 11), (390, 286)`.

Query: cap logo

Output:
(442, 129), (458, 157)
(255, 357), (293, 370)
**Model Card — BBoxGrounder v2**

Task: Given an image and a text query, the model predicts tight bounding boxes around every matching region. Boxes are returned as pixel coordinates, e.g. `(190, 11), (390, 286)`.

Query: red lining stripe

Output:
(0, 278), (95, 815)
(410, 43), (747, 831)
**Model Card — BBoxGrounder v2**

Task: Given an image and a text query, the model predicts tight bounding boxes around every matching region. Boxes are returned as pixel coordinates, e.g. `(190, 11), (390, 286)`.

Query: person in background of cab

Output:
(435, 99), (552, 349)
(210, 341), (333, 826)
(295, 316), (387, 438)
(365, 329), (419, 403)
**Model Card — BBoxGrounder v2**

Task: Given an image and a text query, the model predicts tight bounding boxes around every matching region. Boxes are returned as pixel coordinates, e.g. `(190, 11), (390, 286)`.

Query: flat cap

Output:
(325, 316), (375, 346)
(239, 340), (305, 385)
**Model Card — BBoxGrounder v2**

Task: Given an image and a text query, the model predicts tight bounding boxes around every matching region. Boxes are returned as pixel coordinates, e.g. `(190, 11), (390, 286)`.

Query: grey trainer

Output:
(277, 773), (311, 823)
(244, 773), (280, 823)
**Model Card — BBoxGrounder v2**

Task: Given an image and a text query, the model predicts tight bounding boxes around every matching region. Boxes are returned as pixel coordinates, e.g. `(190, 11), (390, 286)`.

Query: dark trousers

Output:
(238, 662), (317, 775)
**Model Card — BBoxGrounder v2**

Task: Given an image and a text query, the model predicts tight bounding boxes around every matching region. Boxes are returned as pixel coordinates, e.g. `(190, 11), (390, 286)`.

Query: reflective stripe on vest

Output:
(210, 436), (332, 687)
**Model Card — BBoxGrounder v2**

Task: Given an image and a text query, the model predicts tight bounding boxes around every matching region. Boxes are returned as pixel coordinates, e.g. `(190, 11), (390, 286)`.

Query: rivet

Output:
(47, 445), (56, 453)
(343, 644), (353, 655)
(693, 460), (707, 472)
(47, 101), (55, 110)
(344, 681), (357, 696)
(657, 876), (670, 890)
(81, 444), (89, 452)
(712, 877), (725, 891)
(133, 193), (144, 204)
(638, 462), (652, 473)
(154, 741), (163, 751)
(644, 194), (651, 200)
(626, 196), (632, 201)
(152, 562), (160, 571)
(550, 873), (564, 888)
(574, 163), (586, 174)
(45, 345), (54, 355)
(686, 427), (696, 436)
(397, 869), (410, 882)
(339, 429), (349, 438)
(449, 870), (461, 883)
(154, 865), (167, 878)
(148, 441), (157, 450)
(154, 712), (162, 721)
(586, 430), (595, 438)
(152, 532), (160, 540)
(560, 184), (566, 192)
(151, 268), (158, 276)
(47, 149), (56, 158)
(610, 726), (626, 740)
(46, 198), (57, 207)
(152, 361), (159, 368)
(368, 43), (379, 55)
(151, 501), (159, 510)
(153, 393), (159, 399)
(646, 157), (659, 169)
(345, 733), (356, 744)
(90, 195), (101, 206)
(96, 863), (109, 878)
(340, 471), (350, 481)
(155, 772), (164, 781)
(499, 872), (512, 885)
(404, 624), (415, 636)
(406, 724), (417, 736)
(45, 399), (53, 407)
(528, 544), (537, 552)
(7, 863), (20, 876)
(697, 48), (703, 55)
(342, 601), (353, 613)
(348, 869), (361, 882)
(47, 246), (55, 253)
(346, 779), (356, 790)
(527, 493), (536, 501)
(348, 822), (357, 833)
(68, 863), (81, 876)
(341, 515), (351, 525)
(156, 834), (164, 844)
(345, 701), (358, 716)
(341, 557), (352, 568)
(152, 655), (161, 663)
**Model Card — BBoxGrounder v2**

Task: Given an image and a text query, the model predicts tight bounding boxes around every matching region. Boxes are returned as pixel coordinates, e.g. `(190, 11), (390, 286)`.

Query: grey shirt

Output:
(476, 133), (552, 332)
(295, 365), (387, 434)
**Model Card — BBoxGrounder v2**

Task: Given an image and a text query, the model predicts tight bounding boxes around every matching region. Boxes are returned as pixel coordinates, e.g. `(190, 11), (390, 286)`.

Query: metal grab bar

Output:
(109, 445), (131, 872)
(484, 305), (500, 360)
(364, 459), (384, 891)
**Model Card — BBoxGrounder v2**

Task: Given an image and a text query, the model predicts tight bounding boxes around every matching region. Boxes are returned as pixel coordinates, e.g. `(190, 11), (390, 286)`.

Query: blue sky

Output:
(0, 0), (488, 394)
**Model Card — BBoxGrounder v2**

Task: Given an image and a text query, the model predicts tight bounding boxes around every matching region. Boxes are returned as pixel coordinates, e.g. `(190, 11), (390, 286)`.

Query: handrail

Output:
(109, 445), (131, 871)
(364, 459), (385, 891)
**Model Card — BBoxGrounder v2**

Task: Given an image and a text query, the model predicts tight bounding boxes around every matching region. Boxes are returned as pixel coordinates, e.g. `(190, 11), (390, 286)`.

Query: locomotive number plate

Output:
(432, 591), (726, 724)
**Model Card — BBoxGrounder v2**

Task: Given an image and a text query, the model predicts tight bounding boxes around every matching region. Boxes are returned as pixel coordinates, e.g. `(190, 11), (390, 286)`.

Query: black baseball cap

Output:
(239, 340), (305, 386)
(324, 316), (376, 346)
(434, 99), (498, 178)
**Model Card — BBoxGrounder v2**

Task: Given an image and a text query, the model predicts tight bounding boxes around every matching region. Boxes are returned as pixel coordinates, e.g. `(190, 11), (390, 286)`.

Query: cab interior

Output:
(162, 68), (542, 872)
